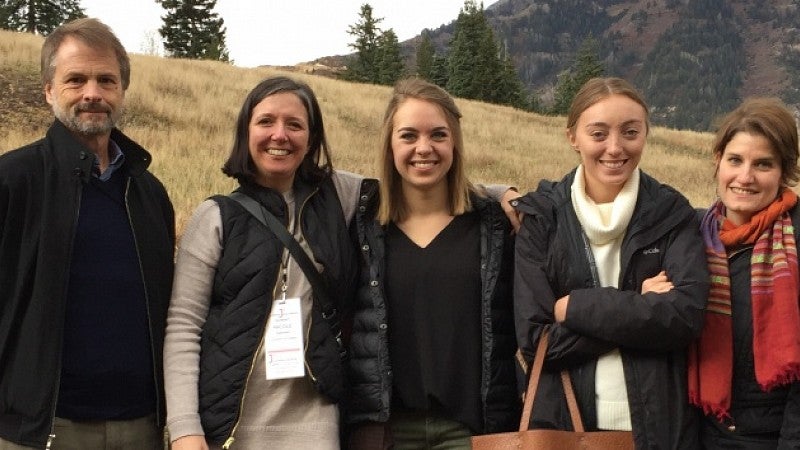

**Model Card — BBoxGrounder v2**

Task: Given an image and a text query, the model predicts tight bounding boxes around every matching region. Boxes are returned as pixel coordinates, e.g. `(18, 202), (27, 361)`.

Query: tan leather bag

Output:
(472, 330), (635, 450)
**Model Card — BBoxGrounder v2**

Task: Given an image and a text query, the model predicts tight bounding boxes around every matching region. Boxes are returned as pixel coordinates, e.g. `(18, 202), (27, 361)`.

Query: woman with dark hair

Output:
(513, 77), (709, 449)
(163, 76), (362, 450)
(690, 97), (800, 449)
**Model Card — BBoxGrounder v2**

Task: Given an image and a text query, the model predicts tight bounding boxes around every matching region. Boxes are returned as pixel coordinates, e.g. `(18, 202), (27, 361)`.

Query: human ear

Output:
(566, 128), (578, 152)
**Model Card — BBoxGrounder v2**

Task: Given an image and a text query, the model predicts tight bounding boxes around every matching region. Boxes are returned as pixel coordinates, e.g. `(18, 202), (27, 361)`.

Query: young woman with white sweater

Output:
(513, 77), (709, 449)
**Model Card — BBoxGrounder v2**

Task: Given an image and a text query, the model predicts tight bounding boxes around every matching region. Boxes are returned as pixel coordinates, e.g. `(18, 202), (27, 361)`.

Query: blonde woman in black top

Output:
(345, 78), (520, 449)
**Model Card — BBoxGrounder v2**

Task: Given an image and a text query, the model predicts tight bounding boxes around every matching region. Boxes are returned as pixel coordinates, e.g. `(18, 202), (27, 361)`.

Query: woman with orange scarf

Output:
(689, 97), (800, 448)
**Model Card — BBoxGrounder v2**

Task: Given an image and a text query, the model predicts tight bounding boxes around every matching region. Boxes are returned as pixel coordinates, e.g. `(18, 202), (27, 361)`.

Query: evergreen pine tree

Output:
(496, 51), (527, 108)
(551, 36), (604, 115)
(0, 2), (12, 27)
(1, 0), (84, 35)
(447, 0), (484, 99)
(0, 0), (12, 29)
(551, 70), (578, 115)
(415, 32), (435, 81)
(446, 0), (527, 108)
(430, 53), (449, 88)
(344, 3), (383, 83)
(474, 22), (502, 102)
(376, 29), (404, 86)
(157, 0), (230, 62)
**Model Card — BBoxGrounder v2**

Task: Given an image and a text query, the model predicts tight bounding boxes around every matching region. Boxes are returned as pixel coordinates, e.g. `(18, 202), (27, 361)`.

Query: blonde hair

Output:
(377, 78), (473, 224)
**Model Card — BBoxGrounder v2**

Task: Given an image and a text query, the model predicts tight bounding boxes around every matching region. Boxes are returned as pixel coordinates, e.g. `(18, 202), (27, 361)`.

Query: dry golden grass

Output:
(0, 29), (719, 235)
(0, 29), (41, 68)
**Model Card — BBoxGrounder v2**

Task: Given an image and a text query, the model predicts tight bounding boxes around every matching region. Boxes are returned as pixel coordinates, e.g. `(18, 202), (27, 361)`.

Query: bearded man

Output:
(0, 17), (174, 450)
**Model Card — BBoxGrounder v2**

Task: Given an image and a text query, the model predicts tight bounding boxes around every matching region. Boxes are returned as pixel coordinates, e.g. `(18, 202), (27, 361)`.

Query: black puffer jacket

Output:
(199, 176), (358, 444)
(345, 179), (520, 433)
(514, 169), (709, 450)
(700, 205), (800, 449)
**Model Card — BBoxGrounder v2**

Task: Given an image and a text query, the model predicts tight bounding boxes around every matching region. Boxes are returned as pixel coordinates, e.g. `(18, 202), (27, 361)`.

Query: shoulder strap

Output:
(228, 191), (344, 356)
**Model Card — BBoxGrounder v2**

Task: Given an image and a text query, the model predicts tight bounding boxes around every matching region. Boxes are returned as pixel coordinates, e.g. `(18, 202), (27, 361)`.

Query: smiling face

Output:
(568, 94), (647, 203)
(716, 131), (782, 226)
(247, 91), (310, 192)
(45, 36), (124, 138)
(391, 98), (454, 195)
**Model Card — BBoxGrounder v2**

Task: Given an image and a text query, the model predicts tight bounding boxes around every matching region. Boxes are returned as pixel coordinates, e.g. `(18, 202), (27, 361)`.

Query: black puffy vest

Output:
(198, 176), (357, 444)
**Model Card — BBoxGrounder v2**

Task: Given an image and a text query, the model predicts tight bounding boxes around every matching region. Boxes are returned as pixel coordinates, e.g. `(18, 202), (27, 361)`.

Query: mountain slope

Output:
(379, 0), (800, 131)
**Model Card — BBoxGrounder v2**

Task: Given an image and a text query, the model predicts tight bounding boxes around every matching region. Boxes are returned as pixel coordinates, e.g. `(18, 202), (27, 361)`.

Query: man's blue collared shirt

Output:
(93, 139), (126, 181)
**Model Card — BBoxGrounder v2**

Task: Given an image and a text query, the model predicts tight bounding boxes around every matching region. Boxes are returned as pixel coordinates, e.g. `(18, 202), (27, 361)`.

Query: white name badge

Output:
(264, 297), (305, 380)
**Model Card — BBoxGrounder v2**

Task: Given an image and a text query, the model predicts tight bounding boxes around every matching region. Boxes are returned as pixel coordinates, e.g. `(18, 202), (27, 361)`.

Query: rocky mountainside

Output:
(319, 0), (800, 131)
(483, 0), (800, 129)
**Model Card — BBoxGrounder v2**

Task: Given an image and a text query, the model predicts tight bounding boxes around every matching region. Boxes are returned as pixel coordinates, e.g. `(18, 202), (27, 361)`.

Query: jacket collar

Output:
(236, 173), (327, 226)
(47, 119), (152, 183)
(628, 170), (691, 236)
(470, 190), (493, 215)
(532, 167), (691, 233)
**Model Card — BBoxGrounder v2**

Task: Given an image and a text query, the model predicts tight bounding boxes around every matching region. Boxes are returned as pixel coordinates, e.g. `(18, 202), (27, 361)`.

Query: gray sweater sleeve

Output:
(332, 169), (364, 226)
(164, 199), (223, 442)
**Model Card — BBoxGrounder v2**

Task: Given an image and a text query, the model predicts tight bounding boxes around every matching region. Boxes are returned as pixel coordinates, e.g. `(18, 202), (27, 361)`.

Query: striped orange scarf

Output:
(688, 189), (800, 422)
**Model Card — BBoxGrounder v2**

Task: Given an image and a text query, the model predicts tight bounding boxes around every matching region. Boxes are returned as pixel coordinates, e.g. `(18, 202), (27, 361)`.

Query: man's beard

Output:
(53, 101), (122, 136)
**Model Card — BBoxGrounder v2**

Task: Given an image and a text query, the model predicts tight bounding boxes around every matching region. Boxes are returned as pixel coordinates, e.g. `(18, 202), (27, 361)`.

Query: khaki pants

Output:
(0, 415), (164, 450)
(388, 411), (472, 450)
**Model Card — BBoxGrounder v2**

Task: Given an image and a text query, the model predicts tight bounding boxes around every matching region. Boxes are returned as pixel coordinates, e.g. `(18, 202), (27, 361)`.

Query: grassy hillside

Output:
(0, 29), (716, 235)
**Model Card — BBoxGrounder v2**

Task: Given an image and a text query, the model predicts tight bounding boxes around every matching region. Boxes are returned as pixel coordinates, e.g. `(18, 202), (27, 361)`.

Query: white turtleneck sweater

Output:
(570, 165), (640, 431)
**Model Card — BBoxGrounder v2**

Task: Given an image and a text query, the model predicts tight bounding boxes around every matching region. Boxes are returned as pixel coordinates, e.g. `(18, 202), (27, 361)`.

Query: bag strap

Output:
(560, 370), (585, 432)
(519, 328), (586, 432)
(228, 191), (345, 356)
(519, 329), (549, 431)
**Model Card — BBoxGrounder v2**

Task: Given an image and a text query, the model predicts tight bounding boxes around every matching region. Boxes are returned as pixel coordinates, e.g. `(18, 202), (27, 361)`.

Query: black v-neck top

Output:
(385, 210), (483, 432)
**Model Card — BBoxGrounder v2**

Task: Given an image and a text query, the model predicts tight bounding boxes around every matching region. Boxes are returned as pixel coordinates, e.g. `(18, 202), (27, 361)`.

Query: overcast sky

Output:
(80, 0), (498, 67)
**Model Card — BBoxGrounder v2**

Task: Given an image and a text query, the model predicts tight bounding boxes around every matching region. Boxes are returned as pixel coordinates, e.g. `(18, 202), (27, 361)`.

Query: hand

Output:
(641, 270), (673, 294)
(554, 295), (569, 323)
(171, 435), (209, 450)
(500, 189), (523, 233)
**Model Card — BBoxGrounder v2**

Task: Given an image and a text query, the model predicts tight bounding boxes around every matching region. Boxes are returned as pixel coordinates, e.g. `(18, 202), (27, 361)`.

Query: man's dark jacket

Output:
(514, 169), (709, 449)
(199, 176), (358, 445)
(0, 120), (175, 448)
(345, 179), (521, 433)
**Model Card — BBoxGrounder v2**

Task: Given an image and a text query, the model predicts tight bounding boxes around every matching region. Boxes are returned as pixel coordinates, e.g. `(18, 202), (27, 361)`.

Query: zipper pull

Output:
(281, 266), (288, 301)
(223, 436), (235, 449)
(46, 433), (55, 449)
